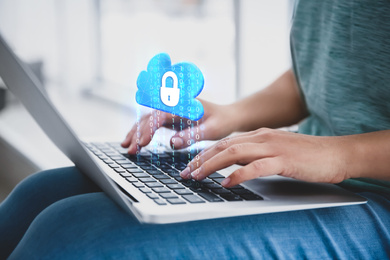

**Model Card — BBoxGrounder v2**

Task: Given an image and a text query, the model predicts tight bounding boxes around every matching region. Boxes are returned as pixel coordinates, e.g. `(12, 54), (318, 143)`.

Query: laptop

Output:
(0, 34), (366, 224)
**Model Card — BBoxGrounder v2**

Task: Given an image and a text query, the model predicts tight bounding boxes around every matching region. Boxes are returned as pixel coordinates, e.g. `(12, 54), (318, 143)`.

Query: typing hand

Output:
(121, 99), (237, 154)
(180, 128), (350, 187)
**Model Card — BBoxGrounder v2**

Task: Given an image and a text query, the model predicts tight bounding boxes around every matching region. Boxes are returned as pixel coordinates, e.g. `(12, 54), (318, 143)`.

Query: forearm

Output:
(344, 130), (390, 181)
(229, 69), (308, 132)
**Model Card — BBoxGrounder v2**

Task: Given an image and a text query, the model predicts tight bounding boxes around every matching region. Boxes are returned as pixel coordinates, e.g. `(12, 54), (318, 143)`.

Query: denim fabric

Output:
(1, 167), (389, 259)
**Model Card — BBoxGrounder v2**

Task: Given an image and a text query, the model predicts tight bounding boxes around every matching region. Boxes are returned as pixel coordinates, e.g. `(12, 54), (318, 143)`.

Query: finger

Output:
(170, 125), (200, 149)
(137, 114), (161, 147)
(121, 123), (138, 148)
(186, 143), (270, 181)
(183, 133), (264, 176)
(198, 130), (259, 156)
(169, 117), (212, 149)
(127, 118), (148, 154)
(221, 157), (282, 188)
(128, 111), (168, 154)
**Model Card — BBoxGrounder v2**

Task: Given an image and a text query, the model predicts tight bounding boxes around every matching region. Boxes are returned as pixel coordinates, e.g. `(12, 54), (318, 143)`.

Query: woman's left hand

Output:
(180, 128), (351, 188)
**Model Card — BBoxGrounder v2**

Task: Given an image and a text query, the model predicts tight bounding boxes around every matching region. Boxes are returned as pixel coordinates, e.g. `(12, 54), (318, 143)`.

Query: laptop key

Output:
(154, 199), (167, 205)
(160, 179), (178, 185)
(197, 191), (224, 202)
(208, 172), (224, 179)
(203, 183), (221, 189)
(132, 182), (145, 188)
(140, 188), (151, 193)
(219, 194), (243, 201)
(115, 159), (131, 164)
(154, 153), (170, 159)
(212, 188), (232, 195)
(147, 193), (159, 199)
(164, 168), (179, 173)
(167, 172), (181, 178)
(174, 189), (193, 195)
(147, 170), (164, 175)
(160, 193), (179, 199)
(108, 164), (121, 168)
(119, 172), (132, 177)
(212, 178), (225, 184)
(134, 162), (149, 166)
(146, 183), (164, 188)
(161, 163), (173, 168)
(200, 178), (214, 184)
(153, 174), (170, 180)
(131, 172), (149, 178)
(175, 162), (187, 171)
(121, 164), (138, 169)
(127, 169), (145, 174)
(140, 166), (156, 171)
(182, 195), (205, 204)
(181, 179), (202, 189)
(167, 198), (186, 205)
(109, 156), (124, 160)
(114, 168), (126, 173)
(167, 183), (185, 189)
(125, 176), (138, 182)
(139, 177), (157, 183)
(152, 187), (171, 193)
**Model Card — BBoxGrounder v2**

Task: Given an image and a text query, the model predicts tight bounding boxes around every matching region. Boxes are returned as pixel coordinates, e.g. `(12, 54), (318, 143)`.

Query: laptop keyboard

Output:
(85, 142), (263, 206)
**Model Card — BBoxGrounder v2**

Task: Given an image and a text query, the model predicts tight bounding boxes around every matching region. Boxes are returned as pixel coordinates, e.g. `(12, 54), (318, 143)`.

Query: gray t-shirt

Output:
(291, 0), (390, 193)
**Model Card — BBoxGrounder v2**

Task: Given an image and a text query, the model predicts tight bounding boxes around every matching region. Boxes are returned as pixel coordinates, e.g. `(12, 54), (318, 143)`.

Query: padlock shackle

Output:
(162, 71), (178, 88)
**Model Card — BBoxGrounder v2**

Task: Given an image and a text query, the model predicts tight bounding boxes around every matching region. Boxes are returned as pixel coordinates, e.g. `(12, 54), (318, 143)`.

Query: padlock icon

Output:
(160, 71), (180, 107)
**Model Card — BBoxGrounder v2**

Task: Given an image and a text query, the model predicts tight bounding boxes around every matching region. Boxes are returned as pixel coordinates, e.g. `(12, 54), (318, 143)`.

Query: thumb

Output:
(170, 129), (191, 150)
(170, 127), (204, 149)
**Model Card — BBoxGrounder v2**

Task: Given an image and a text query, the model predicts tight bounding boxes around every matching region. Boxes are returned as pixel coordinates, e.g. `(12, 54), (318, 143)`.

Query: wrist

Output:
(338, 135), (366, 180)
(222, 102), (245, 133)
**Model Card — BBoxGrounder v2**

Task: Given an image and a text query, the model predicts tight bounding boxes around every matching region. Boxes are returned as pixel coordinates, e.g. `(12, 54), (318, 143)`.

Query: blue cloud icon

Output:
(136, 53), (204, 121)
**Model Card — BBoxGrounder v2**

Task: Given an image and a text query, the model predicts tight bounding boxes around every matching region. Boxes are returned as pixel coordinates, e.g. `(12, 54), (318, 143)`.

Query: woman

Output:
(1, 1), (389, 259)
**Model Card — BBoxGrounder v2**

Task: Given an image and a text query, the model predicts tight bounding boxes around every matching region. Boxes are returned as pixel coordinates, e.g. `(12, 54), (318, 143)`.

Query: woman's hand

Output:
(121, 99), (239, 154)
(180, 128), (351, 187)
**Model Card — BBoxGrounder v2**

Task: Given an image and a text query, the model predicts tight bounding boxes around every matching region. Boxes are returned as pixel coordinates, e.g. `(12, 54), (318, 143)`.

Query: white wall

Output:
(240, 0), (292, 98)
(0, 0), (292, 101)
(0, 0), (96, 92)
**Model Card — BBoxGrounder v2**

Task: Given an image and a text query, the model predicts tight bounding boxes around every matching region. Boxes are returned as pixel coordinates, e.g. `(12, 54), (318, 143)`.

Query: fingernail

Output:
(172, 137), (184, 148)
(180, 167), (191, 178)
(191, 168), (201, 179)
(221, 177), (231, 187)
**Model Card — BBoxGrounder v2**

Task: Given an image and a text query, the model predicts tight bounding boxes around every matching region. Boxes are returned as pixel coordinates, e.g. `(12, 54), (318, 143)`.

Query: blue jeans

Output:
(1, 167), (389, 259)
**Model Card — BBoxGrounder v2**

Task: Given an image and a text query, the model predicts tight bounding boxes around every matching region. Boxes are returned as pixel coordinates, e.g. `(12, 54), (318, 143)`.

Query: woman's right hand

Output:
(121, 99), (239, 154)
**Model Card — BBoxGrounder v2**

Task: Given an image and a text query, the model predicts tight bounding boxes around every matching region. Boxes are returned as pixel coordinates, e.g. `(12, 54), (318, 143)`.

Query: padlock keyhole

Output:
(160, 71), (180, 107)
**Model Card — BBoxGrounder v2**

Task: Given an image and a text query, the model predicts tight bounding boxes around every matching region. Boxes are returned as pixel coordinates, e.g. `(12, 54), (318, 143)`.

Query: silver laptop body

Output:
(0, 34), (366, 224)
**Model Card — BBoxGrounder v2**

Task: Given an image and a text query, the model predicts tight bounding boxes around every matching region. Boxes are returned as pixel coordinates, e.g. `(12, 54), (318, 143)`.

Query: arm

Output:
(345, 130), (390, 181)
(232, 69), (308, 132)
(181, 128), (390, 187)
(122, 69), (308, 152)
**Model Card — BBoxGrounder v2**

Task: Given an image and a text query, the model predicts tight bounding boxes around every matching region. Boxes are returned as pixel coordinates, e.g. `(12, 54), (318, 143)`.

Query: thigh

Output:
(0, 167), (101, 259)
(9, 192), (390, 260)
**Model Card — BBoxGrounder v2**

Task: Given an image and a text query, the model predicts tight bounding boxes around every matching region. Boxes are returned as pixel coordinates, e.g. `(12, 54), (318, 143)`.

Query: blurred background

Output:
(0, 0), (293, 201)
